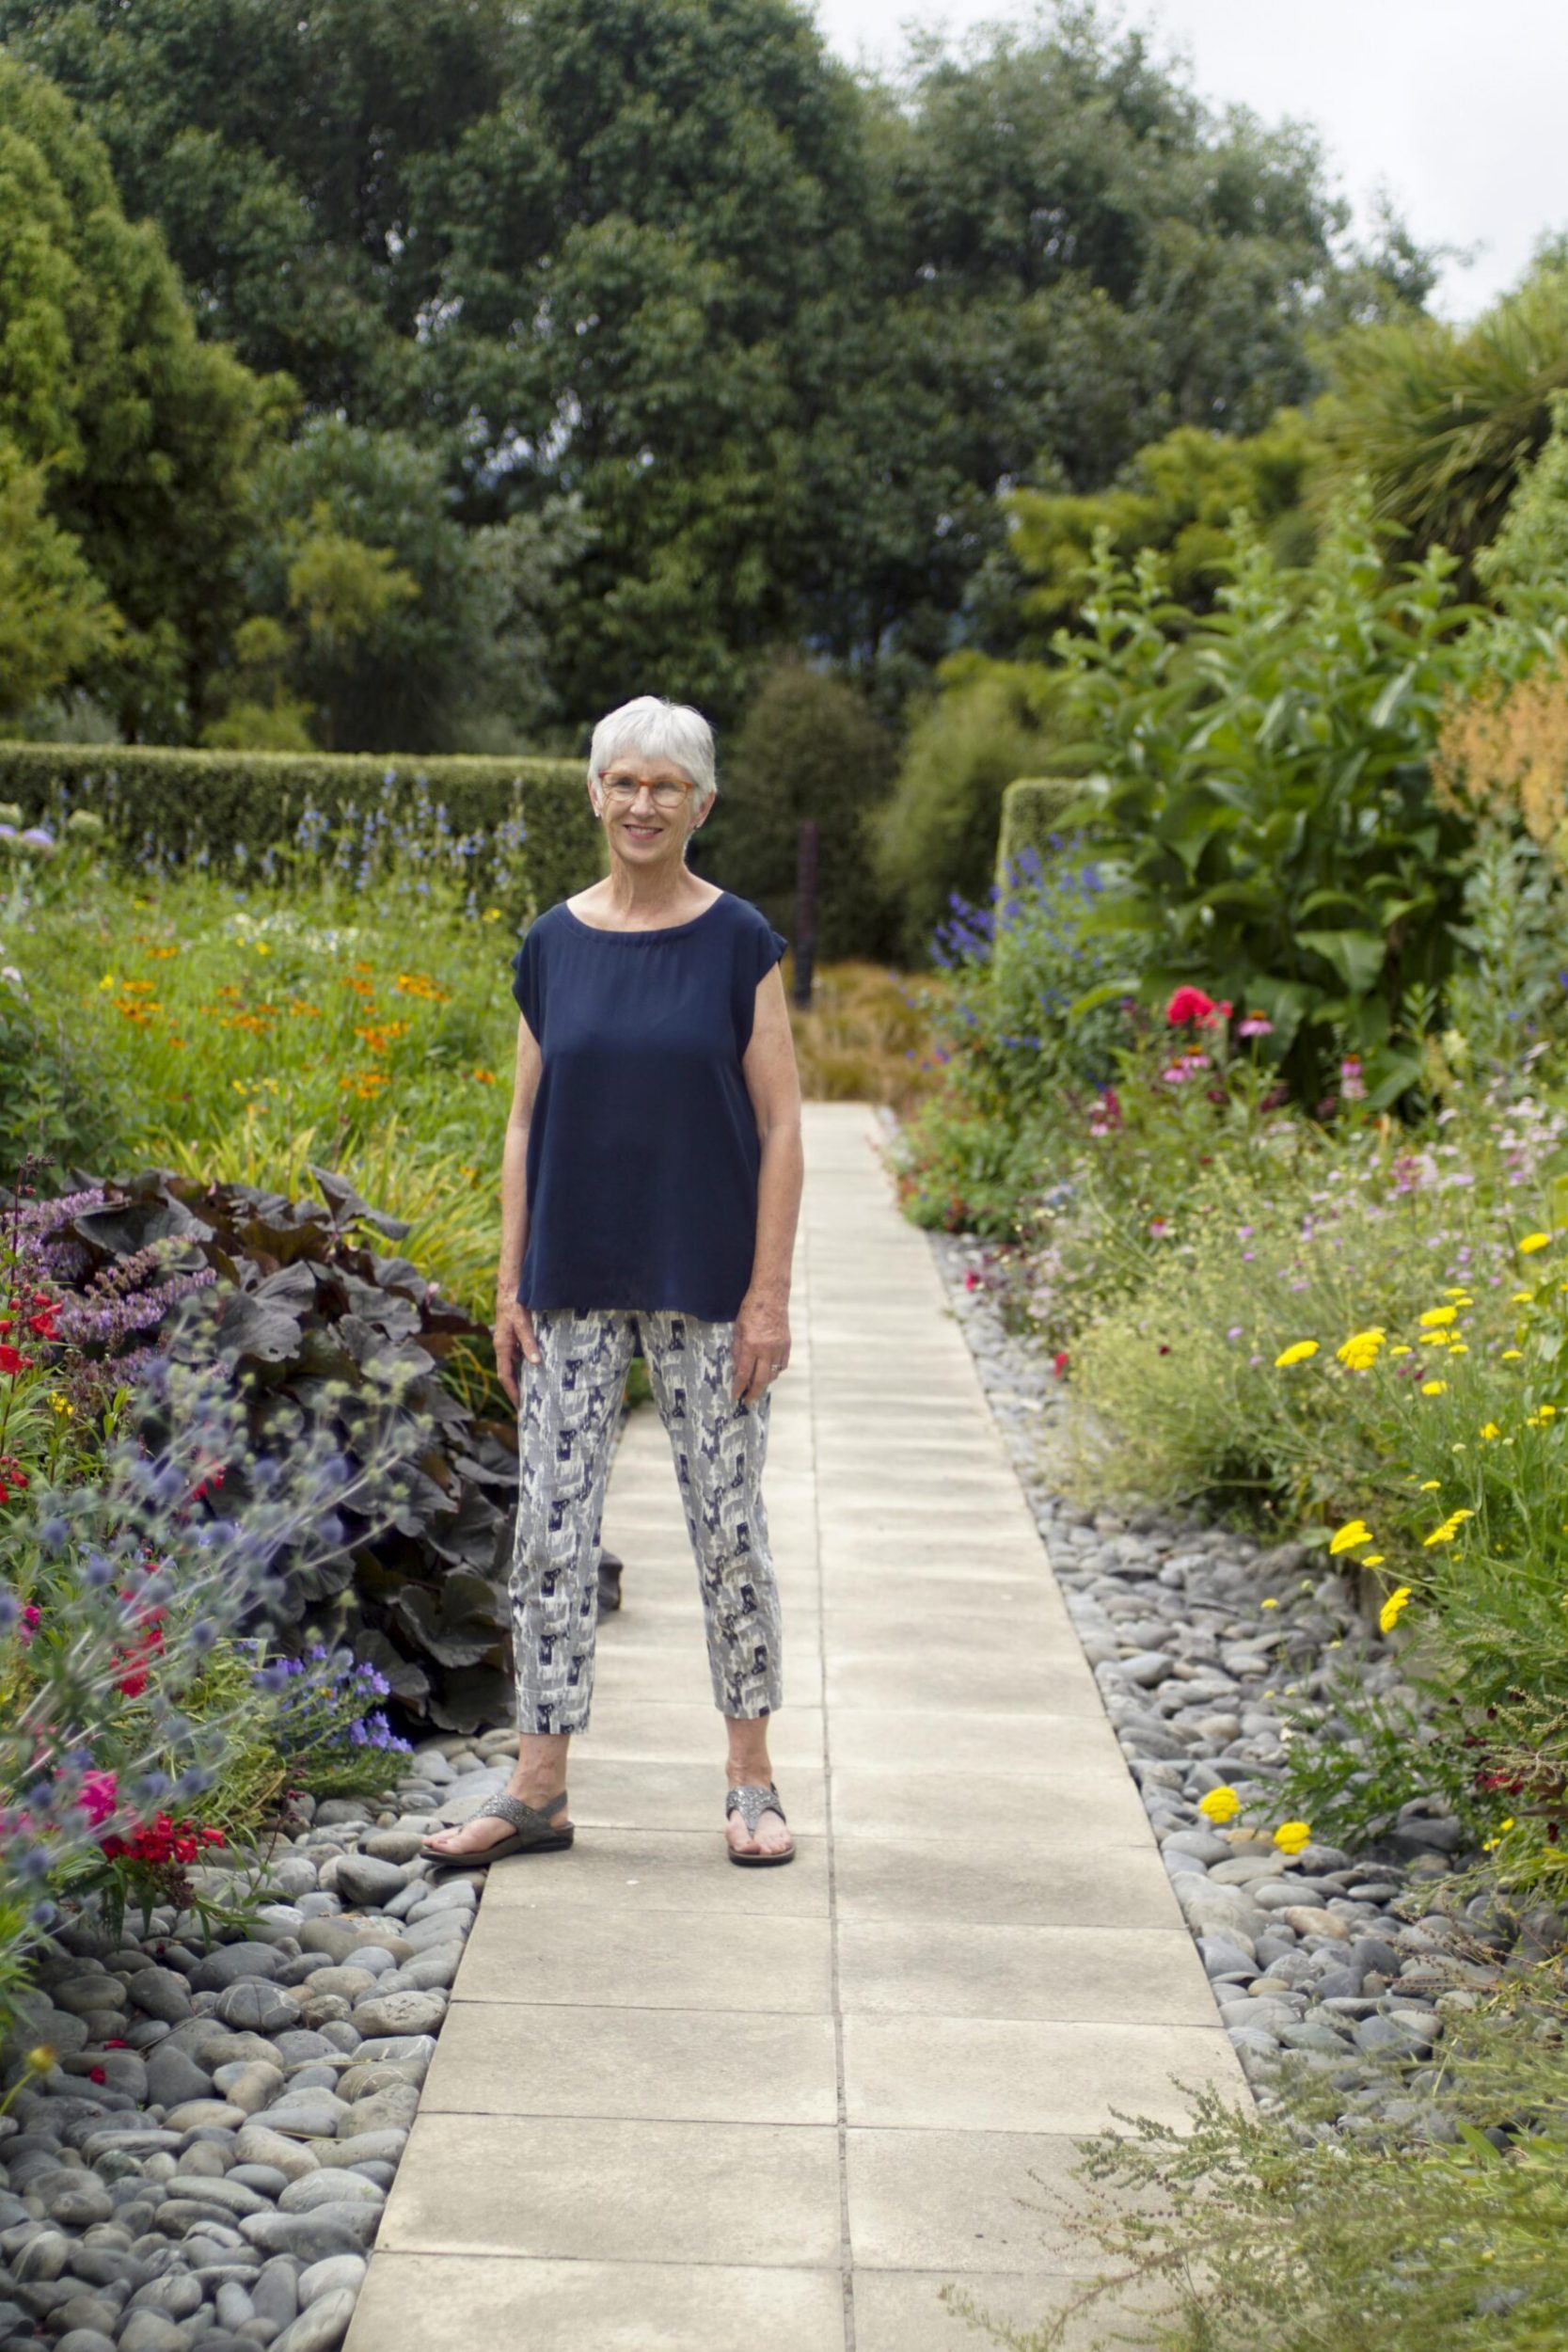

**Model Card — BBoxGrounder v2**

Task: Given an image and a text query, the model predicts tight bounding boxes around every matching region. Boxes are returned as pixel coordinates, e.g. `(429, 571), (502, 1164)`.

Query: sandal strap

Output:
(725, 1783), (785, 1835)
(476, 1789), (567, 1835)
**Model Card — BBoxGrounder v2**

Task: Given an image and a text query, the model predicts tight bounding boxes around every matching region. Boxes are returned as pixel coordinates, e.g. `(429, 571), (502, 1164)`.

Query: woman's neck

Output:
(601, 857), (712, 923)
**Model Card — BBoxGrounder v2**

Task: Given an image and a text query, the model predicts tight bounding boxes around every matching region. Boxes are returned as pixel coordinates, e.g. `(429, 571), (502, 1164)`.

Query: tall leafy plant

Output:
(1055, 501), (1481, 1102)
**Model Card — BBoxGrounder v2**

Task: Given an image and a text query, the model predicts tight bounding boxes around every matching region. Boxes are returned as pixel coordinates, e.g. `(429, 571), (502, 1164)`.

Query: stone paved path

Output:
(347, 1104), (1242, 2351)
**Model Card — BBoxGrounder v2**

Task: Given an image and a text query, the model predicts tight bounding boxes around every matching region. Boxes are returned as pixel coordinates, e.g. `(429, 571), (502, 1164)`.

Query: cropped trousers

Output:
(509, 1307), (782, 1735)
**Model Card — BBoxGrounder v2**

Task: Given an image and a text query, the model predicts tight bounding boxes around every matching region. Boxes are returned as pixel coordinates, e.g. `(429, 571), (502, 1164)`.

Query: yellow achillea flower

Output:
(1442, 1287), (1472, 1300)
(1481, 1423), (1501, 1440)
(1379, 1586), (1413, 1632)
(1421, 1380), (1449, 1395)
(1328, 1519), (1372, 1555)
(1520, 1233), (1551, 1253)
(1419, 1306), (1458, 1327)
(1418, 1331), (1452, 1347)
(1512, 1290), (1534, 1303)
(1389, 1344), (1413, 1357)
(1418, 1480), (1441, 1489)
(1502, 1349), (1523, 1360)
(1273, 1820), (1311, 1855)
(1449, 1343), (1470, 1355)
(1275, 1341), (1319, 1367)
(1197, 1788), (1241, 1825)
(1362, 1553), (1385, 1566)
(1336, 1328), (1386, 1370)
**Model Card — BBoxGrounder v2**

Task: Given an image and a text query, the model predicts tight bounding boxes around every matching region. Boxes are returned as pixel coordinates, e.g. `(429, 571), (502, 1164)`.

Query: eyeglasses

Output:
(599, 773), (694, 811)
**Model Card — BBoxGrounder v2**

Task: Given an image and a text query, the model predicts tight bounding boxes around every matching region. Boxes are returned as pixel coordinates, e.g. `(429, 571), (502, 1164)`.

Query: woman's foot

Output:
(724, 1782), (793, 1861)
(422, 1772), (572, 1860)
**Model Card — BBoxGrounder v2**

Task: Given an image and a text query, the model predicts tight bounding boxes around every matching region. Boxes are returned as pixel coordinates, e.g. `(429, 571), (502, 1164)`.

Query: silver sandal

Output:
(726, 1782), (794, 1868)
(420, 1788), (573, 1871)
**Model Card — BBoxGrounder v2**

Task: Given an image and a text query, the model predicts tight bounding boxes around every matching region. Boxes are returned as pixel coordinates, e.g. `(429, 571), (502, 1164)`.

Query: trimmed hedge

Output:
(995, 775), (1086, 885)
(0, 743), (602, 917)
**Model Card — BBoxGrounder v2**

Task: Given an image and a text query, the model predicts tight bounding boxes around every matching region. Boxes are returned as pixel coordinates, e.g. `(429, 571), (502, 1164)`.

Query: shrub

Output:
(873, 676), (1059, 956)
(704, 660), (900, 960)
(1054, 500), (1481, 1102)
(994, 777), (1083, 887)
(0, 743), (599, 924)
(16, 1168), (520, 1730)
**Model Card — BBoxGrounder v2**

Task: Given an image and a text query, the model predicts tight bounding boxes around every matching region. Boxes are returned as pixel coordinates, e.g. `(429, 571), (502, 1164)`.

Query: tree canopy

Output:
(0, 0), (1412, 737)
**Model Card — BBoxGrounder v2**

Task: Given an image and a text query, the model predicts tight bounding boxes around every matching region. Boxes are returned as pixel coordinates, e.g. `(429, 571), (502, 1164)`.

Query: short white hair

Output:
(587, 695), (717, 810)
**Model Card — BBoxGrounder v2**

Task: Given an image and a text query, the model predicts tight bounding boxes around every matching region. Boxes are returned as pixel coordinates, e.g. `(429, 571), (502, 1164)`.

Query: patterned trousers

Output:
(510, 1308), (783, 1735)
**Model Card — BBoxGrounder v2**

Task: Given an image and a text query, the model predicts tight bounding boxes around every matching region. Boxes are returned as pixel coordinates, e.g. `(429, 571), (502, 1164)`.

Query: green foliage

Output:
(0, 742), (599, 925)
(1320, 262), (1568, 579)
(1055, 500), (1481, 1100)
(892, 847), (1123, 1235)
(1005, 411), (1322, 643)
(874, 675), (1060, 954)
(995, 777), (1085, 888)
(967, 1990), (1568, 2352)
(0, 444), (120, 726)
(1476, 390), (1568, 625)
(705, 660), (899, 960)
(0, 0), (1404, 723)
(0, 54), (287, 739)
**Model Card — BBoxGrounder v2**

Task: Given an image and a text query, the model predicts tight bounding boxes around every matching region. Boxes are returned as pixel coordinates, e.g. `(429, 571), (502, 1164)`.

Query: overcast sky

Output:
(813, 0), (1568, 320)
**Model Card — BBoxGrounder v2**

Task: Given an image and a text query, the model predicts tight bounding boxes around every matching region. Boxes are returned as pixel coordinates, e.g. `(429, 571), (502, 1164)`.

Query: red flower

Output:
(1052, 1351), (1069, 1379)
(88, 2065), (106, 2085)
(1164, 987), (1232, 1030)
(0, 1344), (29, 1376)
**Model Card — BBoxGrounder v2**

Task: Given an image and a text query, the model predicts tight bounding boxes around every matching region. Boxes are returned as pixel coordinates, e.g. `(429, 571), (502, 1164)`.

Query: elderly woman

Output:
(423, 695), (803, 1869)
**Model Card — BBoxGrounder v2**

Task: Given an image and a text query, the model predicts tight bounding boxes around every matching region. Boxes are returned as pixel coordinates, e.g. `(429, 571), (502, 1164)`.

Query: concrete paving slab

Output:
(480, 1825), (830, 1915)
(843, 2012), (1238, 2133)
(422, 1998), (839, 2124)
(346, 2254), (847, 2352)
(379, 2112), (844, 2265)
(453, 1900), (834, 2013)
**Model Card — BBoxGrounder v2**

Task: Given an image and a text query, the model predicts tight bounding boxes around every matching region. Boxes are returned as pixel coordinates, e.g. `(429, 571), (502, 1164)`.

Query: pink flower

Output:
(1052, 1351), (1069, 1379)
(78, 1771), (119, 1826)
(17, 1604), (40, 1647)
(1237, 1012), (1273, 1039)
(1340, 1057), (1367, 1103)
(1166, 986), (1216, 1027)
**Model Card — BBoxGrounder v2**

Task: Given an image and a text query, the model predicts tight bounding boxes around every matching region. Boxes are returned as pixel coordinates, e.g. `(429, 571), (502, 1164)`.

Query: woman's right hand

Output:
(494, 1298), (542, 1405)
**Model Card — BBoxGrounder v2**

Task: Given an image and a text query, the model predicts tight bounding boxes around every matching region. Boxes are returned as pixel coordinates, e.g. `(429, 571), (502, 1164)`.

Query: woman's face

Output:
(594, 757), (707, 867)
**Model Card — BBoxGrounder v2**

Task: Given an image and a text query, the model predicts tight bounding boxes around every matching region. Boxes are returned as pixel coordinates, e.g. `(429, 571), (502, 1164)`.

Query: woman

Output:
(423, 695), (803, 1869)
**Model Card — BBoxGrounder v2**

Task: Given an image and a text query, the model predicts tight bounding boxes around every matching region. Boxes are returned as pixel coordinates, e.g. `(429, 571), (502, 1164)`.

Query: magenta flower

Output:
(78, 1771), (119, 1827)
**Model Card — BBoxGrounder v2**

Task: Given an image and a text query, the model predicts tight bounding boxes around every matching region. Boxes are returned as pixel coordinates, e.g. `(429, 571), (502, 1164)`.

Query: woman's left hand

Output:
(733, 1291), (790, 1405)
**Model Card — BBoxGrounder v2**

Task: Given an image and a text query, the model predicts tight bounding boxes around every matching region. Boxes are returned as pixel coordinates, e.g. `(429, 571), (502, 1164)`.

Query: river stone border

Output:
(927, 1224), (1552, 2137)
(0, 1731), (515, 2352)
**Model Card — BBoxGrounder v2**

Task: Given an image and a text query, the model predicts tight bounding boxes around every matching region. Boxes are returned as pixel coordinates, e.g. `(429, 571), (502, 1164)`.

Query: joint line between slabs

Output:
(808, 1184), (858, 2352)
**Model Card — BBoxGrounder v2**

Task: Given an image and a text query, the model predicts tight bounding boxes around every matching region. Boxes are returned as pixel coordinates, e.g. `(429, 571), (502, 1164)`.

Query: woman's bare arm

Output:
(494, 1014), (544, 1402)
(733, 964), (804, 1405)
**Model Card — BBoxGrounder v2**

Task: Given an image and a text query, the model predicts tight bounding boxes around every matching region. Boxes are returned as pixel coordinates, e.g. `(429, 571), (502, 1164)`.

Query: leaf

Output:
(208, 1287), (305, 1366)
(1068, 977), (1141, 1021)
(1296, 928), (1387, 998)
(309, 1162), (413, 1240)
(1369, 661), (1417, 730)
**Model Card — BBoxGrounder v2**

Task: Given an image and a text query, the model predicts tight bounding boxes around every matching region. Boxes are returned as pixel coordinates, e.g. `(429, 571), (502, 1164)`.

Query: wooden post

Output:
(794, 817), (818, 1009)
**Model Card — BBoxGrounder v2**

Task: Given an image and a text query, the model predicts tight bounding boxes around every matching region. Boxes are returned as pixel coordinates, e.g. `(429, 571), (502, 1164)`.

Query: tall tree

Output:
(0, 54), (284, 736)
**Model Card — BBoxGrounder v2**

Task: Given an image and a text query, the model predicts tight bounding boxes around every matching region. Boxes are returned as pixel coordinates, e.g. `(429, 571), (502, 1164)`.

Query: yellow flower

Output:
(482, 907), (502, 922)
(253, 940), (270, 955)
(1502, 1349), (1523, 1360)
(1328, 1518), (1373, 1555)
(1275, 1341), (1319, 1367)
(1442, 1287), (1472, 1299)
(1500, 1817), (1515, 1832)
(1481, 1423), (1501, 1439)
(1423, 1523), (1456, 1547)
(1512, 1290), (1534, 1303)
(1273, 1820), (1311, 1855)
(1418, 1480), (1441, 1489)
(1362, 1553), (1385, 1566)
(1421, 1380), (1449, 1395)
(1542, 1405), (1559, 1420)
(1260, 1597), (1279, 1609)
(1379, 1585), (1413, 1632)
(1520, 1233), (1551, 1253)
(1389, 1344), (1413, 1357)
(1337, 1328), (1386, 1370)
(98, 973), (116, 991)
(1197, 1788), (1241, 1824)
(24, 2044), (55, 2074)
(1419, 1306), (1457, 1327)
(1418, 1331), (1452, 1348)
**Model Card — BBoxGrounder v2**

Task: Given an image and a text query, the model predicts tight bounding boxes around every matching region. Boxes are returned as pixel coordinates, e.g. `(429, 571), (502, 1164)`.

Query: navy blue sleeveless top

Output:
(510, 892), (787, 1322)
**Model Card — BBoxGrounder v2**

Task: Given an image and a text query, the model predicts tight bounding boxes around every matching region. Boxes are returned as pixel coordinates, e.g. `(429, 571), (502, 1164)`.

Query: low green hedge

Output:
(0, 743), (602, 916)
(995, 774), (1087, 886)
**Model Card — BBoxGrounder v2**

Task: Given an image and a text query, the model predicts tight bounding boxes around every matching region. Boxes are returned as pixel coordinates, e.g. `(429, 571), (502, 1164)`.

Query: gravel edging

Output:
(927, 1224), (1537, 2134)
(0, 1727), (517, 2352)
